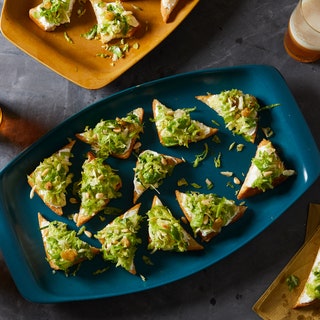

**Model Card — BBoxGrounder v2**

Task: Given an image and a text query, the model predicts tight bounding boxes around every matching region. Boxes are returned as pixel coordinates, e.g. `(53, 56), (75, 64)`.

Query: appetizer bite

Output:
(133, 150), (185, 203)
(89, 0), (140, 44)
(146, 196), (203, 252)
(38, 213), (99, 273)
(29, 0), (76, 31)
(237, 139), (295, 200)
(74, 152), (122, 226)
(196, 89), (263, 143)
(76, 108), (144, 159)
(28, 140), (75, 216)
(95, 203), (142, 274)
(161, 0), (180, 23)
(152, 99), (218, 147)
(175, 190), (246, 242)
(295, 247), (320, 308)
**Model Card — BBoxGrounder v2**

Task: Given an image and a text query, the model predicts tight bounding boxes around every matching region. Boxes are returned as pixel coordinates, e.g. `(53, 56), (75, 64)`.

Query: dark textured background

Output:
(1, 0), (320, 318)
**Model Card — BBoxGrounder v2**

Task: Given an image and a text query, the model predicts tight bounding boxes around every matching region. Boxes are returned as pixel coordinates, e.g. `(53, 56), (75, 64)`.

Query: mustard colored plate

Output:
(253, 227), (320, 319)
(253, 204), (320, 319)
(0, 0), (199, 89)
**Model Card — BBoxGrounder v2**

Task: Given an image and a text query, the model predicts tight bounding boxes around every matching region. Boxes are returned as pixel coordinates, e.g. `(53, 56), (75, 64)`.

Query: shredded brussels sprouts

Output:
(147, 205), (189, 253)
(44, 221), (96, 272)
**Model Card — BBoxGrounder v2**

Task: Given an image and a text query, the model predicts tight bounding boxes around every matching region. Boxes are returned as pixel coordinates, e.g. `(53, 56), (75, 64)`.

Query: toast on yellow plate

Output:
(133, 150), (185, 203)
(161, 0), (180, 22)
(74, 152), (122, 226)
(146, 195), (203, 252)
(295, 246), (320, 308)
(76, 108), (144, 159)
(38, 213), (99, 273)
(95, 203), (142, 274)
(237, 139), (295, 200)
(90, 0), (140, 44)
(28, 140), (75, 216)
(152, 99), (218, 147)
(29, 0), (76, 31)
(175, 190), (247, 242)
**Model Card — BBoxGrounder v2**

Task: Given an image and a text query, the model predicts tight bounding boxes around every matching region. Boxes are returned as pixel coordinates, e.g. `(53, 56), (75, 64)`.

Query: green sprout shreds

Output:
(214, 152), (222, 168)
(193, 143), (209, 168)
(286, 275), (300, 291)
(177, 178), (188, 187)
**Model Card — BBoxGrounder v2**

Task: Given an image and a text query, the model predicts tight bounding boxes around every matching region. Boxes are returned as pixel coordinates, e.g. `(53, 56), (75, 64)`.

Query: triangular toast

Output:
(90, 0), (140, 44)
(74, 152), (122, 226)
(161, 0), (180, 22)
(38, 213), (99, 272)
(29, 0), (76, 31)
(146, 196), (203, 252)
(133, 150), (185, 203)
(95, 203), (142, 274)
(294, 246), (320, 308)
(196, 89), (261, 143)
(175, 190), (246, 242)
(237, 139), (295, 200)
(28, 140), (75, 216)
(152, 99), (218, 147)
(76, 108), (144, 159)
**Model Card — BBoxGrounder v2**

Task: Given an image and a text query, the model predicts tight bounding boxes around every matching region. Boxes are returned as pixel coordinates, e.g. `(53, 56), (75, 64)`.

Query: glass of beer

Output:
(284, 0), (320, 63)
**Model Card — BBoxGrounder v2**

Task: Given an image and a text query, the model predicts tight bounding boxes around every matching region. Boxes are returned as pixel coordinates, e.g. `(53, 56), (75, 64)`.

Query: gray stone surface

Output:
(0, 0), (320, 319)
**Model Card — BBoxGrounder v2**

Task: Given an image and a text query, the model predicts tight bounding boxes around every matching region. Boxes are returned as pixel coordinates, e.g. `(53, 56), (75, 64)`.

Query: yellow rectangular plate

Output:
(0, 0), (199, 89)
(253, 204), (320, 319)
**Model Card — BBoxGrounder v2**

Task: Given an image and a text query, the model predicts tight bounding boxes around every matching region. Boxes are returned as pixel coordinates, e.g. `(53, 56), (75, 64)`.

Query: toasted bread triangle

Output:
(29, 0), (76, 31)
(161, 0), (180, 22)
(38, 213), (99, 272)
(76, 107), (144, 160)
(196, 90), (260, 143)
(133, 150), (185, 204)
(90, 0), (140, 44)
(95, 203), (142, 274)
(152, 99), (218, 147)
(294, 247), (320, 308)
(28, 140), (75, 216)
(147, 195), (203, 252)
(175, 190), (246, 242)
(237, 139), (295, 200)
(75, 152), (122, 227)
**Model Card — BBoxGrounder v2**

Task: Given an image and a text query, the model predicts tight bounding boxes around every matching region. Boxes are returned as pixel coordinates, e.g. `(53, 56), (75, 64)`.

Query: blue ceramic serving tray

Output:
(0, 65), (319, 303)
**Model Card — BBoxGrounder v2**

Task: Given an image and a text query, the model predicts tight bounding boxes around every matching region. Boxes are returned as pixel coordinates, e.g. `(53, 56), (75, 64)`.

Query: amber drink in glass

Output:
(284, 0), (320, 62)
